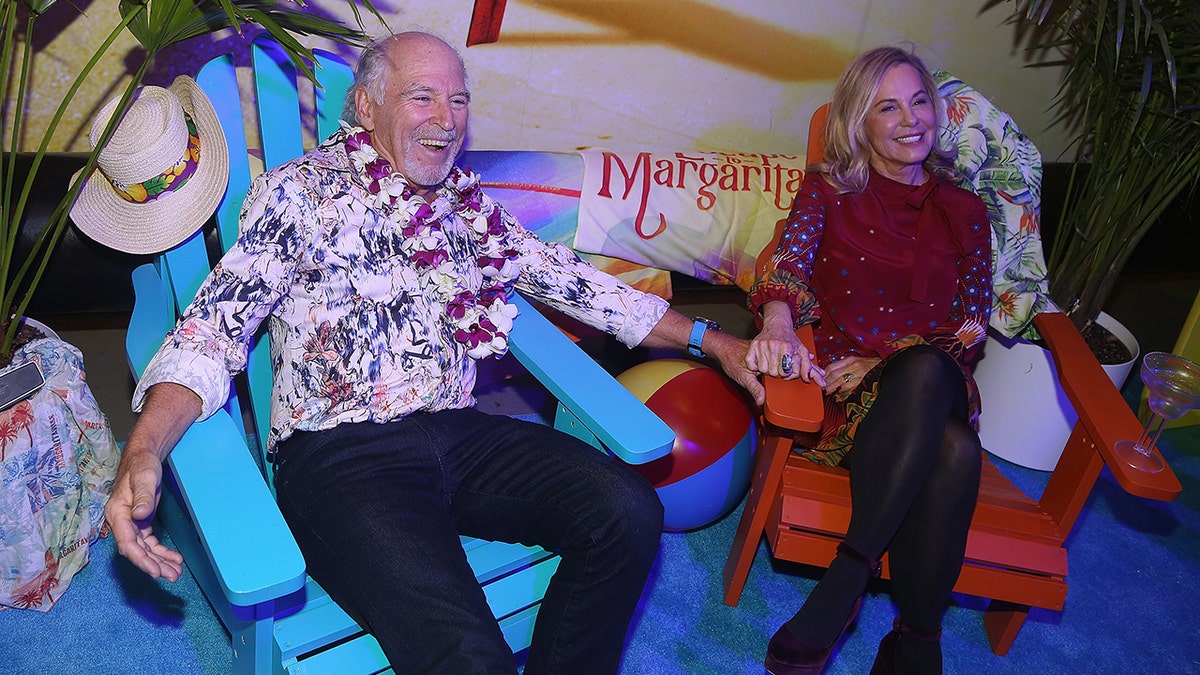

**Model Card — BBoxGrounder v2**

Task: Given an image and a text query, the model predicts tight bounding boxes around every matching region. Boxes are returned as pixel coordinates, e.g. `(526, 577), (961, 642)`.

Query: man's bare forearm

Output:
(128, 382), (204, 460)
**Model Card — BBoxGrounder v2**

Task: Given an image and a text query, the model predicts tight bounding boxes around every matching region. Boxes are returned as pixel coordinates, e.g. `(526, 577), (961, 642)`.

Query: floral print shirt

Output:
(134, 133), (668, 451)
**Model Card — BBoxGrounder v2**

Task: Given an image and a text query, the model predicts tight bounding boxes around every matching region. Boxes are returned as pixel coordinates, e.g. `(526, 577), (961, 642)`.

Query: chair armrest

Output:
(126, 264), (174, 380)
(166, 409), (307, 606)
(1035, 311), (1181, 501)
(762, 324), (824, 432)
(506, 293), (674, 464)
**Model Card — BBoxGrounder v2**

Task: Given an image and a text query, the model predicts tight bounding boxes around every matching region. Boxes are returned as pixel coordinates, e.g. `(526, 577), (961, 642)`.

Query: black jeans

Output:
(273, 408), (664, 674)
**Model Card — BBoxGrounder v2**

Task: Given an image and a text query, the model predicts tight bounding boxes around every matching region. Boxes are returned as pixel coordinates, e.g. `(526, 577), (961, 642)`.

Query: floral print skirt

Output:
(796, 345), (981, 467)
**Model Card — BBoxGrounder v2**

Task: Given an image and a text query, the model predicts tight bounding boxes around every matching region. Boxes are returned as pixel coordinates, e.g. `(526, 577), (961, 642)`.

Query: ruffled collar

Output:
(869, 166), (943, 303)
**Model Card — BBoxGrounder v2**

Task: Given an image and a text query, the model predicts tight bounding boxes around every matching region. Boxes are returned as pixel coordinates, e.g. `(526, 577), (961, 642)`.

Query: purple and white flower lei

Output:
(342, 124), (521, 359)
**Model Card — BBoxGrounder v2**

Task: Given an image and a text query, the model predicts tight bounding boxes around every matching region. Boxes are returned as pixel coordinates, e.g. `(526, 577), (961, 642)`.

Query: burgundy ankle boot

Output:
(764, 543), (881, 675)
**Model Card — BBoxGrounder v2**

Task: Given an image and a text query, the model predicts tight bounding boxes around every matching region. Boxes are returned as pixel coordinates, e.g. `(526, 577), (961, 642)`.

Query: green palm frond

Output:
(19, 0), (57, 14)
(121, 0), (380, 48)
(1011, 0), (1200, 329)
(119, 0), (379, 82)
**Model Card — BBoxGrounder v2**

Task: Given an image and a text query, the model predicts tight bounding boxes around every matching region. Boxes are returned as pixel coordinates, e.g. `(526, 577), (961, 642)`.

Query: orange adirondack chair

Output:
(721, 90), (1182, 655)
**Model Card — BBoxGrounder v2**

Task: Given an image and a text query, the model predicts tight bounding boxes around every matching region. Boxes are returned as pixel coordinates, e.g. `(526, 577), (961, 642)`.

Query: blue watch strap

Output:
(688, 317), (716, 357)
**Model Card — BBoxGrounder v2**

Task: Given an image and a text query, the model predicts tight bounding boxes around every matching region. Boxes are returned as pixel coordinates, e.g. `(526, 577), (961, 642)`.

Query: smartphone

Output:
(0, 360), (45, 412)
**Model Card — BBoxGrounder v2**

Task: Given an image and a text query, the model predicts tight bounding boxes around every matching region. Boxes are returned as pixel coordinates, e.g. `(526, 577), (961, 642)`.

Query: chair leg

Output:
(722, 427), (795, 606)
(230, 600), (283, 675)
(982, 599), (1029, 656)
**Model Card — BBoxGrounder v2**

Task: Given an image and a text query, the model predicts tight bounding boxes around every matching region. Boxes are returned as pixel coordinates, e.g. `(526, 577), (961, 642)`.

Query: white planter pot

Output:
(974, 311), (1139, 471)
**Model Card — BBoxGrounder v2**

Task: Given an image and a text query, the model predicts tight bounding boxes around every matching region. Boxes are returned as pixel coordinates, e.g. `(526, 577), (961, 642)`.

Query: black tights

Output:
(785, 346), (982, 665)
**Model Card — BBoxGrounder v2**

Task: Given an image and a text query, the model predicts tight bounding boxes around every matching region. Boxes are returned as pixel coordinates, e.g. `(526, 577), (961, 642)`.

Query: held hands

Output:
(104, 444), (184, 581)
(746, 301), (827, 387)
(707, 335), (767, 406)
(643, 310), (766, 405)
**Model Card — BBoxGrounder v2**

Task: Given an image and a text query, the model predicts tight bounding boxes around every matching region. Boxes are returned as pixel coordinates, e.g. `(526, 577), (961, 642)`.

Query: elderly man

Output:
(105, 30), (763, 673)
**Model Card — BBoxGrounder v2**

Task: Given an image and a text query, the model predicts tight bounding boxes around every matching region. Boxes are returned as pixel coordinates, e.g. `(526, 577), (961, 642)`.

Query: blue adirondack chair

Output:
(124, 37), (674, 674)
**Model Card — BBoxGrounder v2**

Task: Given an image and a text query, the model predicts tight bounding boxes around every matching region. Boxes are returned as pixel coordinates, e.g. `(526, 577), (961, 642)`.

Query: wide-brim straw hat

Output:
(70, 75), (228, 255)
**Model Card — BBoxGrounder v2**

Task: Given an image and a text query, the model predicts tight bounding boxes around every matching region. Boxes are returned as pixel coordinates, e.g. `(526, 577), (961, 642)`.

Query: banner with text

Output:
(575, 150), (805, 291)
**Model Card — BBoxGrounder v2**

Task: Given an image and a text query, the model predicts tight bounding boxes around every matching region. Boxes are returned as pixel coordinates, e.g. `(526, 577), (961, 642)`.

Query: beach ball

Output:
(616, 359), (757, 531)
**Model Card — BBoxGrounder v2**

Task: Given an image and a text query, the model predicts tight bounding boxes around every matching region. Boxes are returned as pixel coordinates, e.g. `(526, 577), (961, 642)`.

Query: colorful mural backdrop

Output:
(6, 1), (1068, 161)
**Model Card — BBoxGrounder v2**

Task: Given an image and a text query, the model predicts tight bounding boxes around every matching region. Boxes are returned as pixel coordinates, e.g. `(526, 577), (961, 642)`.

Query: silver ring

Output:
(781, 354), (793, 375)
(843, 373), (855, 383)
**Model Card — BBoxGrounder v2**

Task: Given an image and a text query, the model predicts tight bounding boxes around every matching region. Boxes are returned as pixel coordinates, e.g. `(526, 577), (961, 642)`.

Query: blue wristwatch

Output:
(688, 317), (720, 357)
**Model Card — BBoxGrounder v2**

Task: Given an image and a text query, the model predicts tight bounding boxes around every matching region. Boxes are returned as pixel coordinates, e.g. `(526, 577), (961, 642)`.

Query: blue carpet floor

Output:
(3, 391), (1199, 674)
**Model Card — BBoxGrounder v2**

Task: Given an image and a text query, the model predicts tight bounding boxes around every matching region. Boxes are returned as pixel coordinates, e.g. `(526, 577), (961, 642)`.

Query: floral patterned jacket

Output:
(934, 71), (1050, 338)
(134, 133), (668, 452)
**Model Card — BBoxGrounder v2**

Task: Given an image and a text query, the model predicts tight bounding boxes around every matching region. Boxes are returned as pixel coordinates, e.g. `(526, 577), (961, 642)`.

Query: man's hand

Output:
(104, 445), (184, 581)
(638, 309), (766, 405)
(104, 382), (202, 581)
(705, 333), (766, 406)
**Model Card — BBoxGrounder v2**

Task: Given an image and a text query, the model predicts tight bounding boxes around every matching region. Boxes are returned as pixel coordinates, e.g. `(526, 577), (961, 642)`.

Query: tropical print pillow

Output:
(935, 70), (1054, 339)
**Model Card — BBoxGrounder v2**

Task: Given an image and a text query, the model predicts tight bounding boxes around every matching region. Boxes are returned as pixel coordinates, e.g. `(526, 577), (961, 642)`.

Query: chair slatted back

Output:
(191, 43), (357, 468)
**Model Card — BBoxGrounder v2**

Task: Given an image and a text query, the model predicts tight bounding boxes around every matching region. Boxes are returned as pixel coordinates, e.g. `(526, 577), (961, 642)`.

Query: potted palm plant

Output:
(1013, 0), (1200, 341)
(0, 0), (380, 612)
(975, 0), (1198, 470)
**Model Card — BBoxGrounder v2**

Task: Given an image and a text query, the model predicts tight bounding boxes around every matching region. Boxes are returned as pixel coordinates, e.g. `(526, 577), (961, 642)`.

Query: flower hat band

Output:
(103, 110), (202, 205)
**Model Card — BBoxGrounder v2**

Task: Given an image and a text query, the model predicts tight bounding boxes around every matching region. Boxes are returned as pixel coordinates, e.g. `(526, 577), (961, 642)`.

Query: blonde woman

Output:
(746, 46), (992, 675)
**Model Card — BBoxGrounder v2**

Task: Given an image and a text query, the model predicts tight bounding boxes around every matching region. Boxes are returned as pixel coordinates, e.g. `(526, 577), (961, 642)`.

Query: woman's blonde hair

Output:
(813, 45), (958, 193)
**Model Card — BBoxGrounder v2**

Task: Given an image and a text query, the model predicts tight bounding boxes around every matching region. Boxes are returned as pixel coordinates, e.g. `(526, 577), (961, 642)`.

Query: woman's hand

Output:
(745, 301), (827, 386)
(823, 355), (880, 396)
